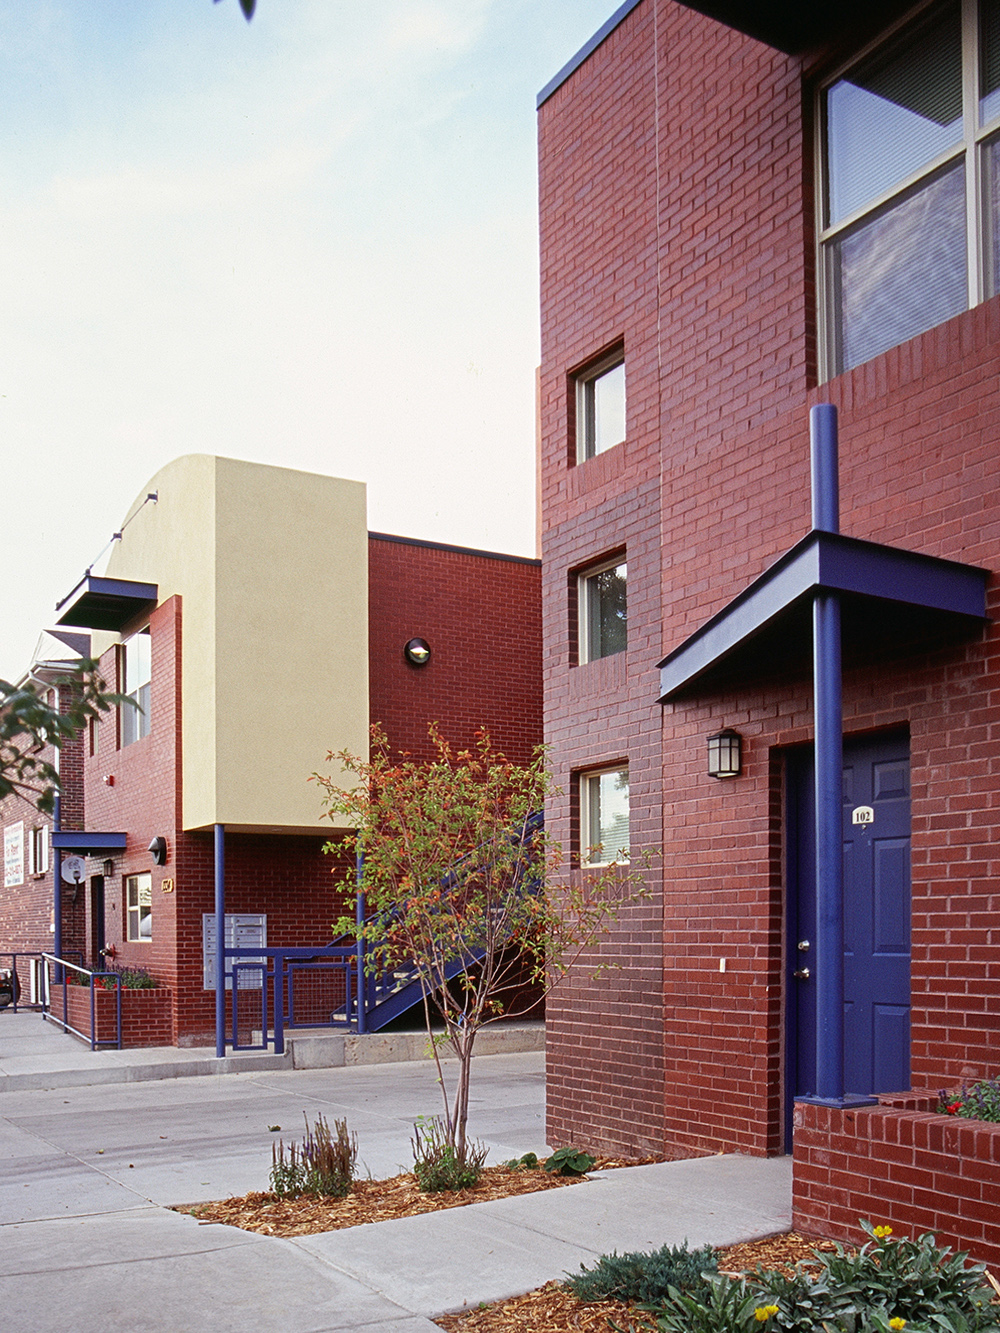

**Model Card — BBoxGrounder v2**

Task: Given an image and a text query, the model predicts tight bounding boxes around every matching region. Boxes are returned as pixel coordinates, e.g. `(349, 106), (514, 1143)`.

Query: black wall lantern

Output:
(103, 859), (115, 878)
(707, 728), (742, 779)
(404, 637), (431, 667)
(148, 836), (168, 866)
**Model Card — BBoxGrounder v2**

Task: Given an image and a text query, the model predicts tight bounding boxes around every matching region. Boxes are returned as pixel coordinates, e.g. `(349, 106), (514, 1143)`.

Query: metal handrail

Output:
(42, 954), (122, 1050)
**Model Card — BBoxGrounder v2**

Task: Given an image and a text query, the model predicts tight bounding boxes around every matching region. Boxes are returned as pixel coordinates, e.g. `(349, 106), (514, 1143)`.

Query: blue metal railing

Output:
(0, 951), (74, 1012)
(41, 954), (123, 1050)
(222, 810), (544, 1053)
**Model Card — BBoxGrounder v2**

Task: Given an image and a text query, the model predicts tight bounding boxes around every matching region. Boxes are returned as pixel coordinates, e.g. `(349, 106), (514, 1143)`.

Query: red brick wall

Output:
(539, 0), (1000, 1159)
(50, 984), (173, 1048)
(368, 535), (542, 764)
(793, 1097), (1000, 1269)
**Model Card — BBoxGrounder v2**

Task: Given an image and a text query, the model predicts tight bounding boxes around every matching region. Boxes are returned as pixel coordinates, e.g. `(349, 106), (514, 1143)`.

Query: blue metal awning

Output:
(51, 831), (127, 854)
(55, 575), (158, 632)
(658, 531), (989, 702)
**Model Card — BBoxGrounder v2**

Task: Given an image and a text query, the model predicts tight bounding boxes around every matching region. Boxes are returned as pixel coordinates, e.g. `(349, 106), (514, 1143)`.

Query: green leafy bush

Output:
(544, 1146), (595, 1176)
(411, 1116), (487, 1192)
(270, 1113), (357, 1198)
(565, 1241), (717, 1304)
(501, 1152), (540, 1170)
(643, 1221), (998, 1333)
(940, 1078), (1000, 1123)
(72, 964), (159, 989)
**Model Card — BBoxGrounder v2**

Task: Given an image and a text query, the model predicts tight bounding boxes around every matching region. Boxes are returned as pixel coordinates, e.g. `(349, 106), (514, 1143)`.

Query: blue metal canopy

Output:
(55, 575), (158, 632)
(658, 531), (988, 702)
(51, 831), (127, 854)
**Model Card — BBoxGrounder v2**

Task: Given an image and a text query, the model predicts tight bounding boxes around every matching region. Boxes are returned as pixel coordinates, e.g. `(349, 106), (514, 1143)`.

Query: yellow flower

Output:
(889, 1319), (906, 1330)
(754, 1305), (780, 1322)
(873, 1224), (893, 1240)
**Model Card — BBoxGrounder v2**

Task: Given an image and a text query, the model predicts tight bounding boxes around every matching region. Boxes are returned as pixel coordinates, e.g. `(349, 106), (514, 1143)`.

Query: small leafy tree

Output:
(1, 662), (121, 814)
(315, 725), (650, 1168)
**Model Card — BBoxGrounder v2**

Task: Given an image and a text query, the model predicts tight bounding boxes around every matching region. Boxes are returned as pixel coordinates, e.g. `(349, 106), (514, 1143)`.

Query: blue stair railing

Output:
(224, 811), (542, 1051)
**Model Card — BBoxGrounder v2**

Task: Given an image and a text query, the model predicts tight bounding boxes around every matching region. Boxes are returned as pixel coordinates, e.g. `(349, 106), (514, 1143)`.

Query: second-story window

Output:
(820, 0), (1000, 376)
(120, 629), (151, 746)
(576, 350), (625, 461)
(579, 557), (627, 661)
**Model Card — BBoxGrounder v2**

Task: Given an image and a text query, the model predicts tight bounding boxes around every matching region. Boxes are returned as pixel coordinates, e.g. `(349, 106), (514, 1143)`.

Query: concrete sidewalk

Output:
(0, 1006), (544, 1090)
(0, 1040), (792, 1332)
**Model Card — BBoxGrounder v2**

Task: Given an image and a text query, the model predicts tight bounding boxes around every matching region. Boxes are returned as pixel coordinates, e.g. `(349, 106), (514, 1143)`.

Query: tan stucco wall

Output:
(99, 455), (368, 832)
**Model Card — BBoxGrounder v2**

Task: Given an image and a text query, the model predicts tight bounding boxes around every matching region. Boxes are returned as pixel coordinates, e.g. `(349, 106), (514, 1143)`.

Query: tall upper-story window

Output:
(120, 628), (151, 746)
(820, 0), (1000, 376)
(579, 557), (627, 661)
(576, 350), (625, 460)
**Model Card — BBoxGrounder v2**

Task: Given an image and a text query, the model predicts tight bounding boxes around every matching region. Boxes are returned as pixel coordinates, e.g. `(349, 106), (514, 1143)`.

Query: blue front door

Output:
(787, 732), (911, 1119)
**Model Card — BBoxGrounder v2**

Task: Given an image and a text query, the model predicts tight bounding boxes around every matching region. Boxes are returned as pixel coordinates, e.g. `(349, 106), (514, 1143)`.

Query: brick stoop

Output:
(793, 1095), (1000, 1270)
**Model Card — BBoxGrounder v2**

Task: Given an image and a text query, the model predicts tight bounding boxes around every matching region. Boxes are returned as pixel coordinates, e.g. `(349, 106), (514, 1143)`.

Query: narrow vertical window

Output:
(120, 629), (151, 746)
(576, 351), (625, 461)
(580, 767), (630, 865)
(126, 873), (152, 941)
(579, 558), (627, 662)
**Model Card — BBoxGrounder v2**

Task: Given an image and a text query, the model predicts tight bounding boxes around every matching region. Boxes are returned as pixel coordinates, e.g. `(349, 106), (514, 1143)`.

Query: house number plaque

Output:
(851, 805), (874, 826)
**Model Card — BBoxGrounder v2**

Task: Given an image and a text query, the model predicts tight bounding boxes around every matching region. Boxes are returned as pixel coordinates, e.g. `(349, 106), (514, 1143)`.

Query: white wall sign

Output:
(852, 805), (874, 826)
(4, 823), (24, 888)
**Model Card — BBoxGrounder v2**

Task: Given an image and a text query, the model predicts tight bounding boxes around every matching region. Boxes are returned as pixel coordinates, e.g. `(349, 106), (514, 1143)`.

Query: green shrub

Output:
(411, 1116), (487, 1192)
(269, 1113), (357, 1198)
(642, 1221), (999, 1333)
(501, 1152), (540, 1170)
(565, 1241), (717, 1305)
(544, 1146), (595, 1176)
(940, 1078), (1000, 1123)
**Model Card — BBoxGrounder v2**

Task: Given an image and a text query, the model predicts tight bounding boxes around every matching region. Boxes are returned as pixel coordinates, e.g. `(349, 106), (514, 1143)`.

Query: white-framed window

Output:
(27, 826), (49, 877)
(120, 628), (151, 746)
(819, 0), (1000, 376)
(576, 349), (625, 461)
(579, 557), (627, 662)
(580, 766), (630, 865)
(126, 873), (152, 941)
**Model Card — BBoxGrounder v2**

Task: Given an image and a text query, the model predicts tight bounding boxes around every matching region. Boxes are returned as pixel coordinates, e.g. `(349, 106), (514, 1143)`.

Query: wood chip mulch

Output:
(176, 1164), (844, 1333)
(433, 1233), (841, 1333)
(174, 1156), (653, 1238)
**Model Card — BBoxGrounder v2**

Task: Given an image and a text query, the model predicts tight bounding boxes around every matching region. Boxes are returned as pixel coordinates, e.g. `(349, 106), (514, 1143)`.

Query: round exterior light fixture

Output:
(404, 637), (431, 667)
(148, 836), (168, 866)
(707, 728), (742, 779)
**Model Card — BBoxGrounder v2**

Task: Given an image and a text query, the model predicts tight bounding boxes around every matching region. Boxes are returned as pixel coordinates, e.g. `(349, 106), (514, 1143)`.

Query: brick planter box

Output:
(49, 985), (173, 1048)
(793, 1095), (1000, 1269)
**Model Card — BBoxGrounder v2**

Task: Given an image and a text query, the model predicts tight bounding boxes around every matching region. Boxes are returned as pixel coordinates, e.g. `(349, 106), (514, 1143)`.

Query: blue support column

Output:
(810, 403), (845, 1104)
(355, 849), (366, 1035)
(813, 591), (845, 1101)
(214, 823), (226, 1059)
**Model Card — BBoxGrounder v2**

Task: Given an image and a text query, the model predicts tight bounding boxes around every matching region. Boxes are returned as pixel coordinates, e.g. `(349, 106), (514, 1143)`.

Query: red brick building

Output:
(1, 456), (541, 1046)
(538, 0), (1000, 1258)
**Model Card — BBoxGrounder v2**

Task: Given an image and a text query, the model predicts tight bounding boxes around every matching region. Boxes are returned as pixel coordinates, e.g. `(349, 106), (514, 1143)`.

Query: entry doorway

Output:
(786, 731), (911, 1142)
(89, 875), (106, 964)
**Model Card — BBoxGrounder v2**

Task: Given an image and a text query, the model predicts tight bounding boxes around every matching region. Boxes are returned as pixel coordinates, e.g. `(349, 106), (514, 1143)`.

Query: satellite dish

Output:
(61, 855), (86, 885)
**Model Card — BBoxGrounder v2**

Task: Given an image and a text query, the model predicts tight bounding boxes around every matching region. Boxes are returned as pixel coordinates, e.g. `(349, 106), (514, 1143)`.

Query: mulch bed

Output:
(175, 1156), (654, 1238)
(433, 1232), (838, 1333)
(177, 1164), (844, 1332)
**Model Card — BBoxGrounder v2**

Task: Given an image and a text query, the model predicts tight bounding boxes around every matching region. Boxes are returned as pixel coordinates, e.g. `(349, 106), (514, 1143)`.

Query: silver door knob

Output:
(793, 967), (810, 980)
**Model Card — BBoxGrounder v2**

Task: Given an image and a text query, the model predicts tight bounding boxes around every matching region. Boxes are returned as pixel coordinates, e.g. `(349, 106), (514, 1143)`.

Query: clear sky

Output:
(0, 0), (615, 682)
